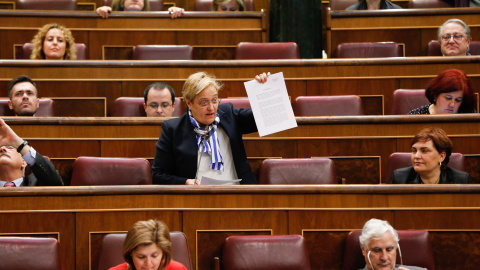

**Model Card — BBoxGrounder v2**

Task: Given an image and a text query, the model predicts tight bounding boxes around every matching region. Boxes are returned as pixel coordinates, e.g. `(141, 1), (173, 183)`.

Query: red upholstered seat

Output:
(336, 42), (402, 58)
(258, 158), (337, 184)
(408, 0), (454, 8)
(235, 42), (300, 59)
(222, 235), (311, 270)
(219, 98), (251, 109)
(294, 95), (364, 116)
(427, 40), (480, 56)
(329, 0), (357, 10)
(389, 89), (428, 115)
(0, 236), (60, 270)
(131, 45), (193, 60)
(16, 0), (76, 10)
(194, 0), (255, 11)
(0, 98), (55, 116)
(103, 0), (163, 10)
(384, 152), (466, 184)
(22, 43), (87, 60)
(111, 97), (184, 117)
(97, 232), (192, 270)
(343, 230), (435, 270)
(70, 157), (152, 185)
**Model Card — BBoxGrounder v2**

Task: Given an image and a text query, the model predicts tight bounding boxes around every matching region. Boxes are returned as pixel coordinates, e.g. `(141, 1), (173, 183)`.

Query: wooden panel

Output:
(327, 156), (381, 184)
(430, 231), (480, 270)
(50, 97), (106, 117)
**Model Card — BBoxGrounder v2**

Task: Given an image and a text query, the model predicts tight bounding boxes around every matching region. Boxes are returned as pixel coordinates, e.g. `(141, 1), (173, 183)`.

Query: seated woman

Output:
(97, 0), (184, 19)
(346, 0), (402, 10)
(30, 23), (76, 60)
(211, 0), (245, 11)
(109, 219), (187, 270)
(152, 72), (262, 185)
(409, 69), (477, 114)
(391, 127), (470, 184)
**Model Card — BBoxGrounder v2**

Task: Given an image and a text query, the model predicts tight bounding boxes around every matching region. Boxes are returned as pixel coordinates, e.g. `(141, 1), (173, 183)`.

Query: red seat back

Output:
(111, 97), (184, 117)
(343, 230), (435, 270)
(17, 0), (77, 10)
(427, 40), (480, 56)
(294, 95), (364, 116)
(0, 98), (55, 116)
(22, 43), (87, 60)
(222, 235), (311, 270)
(408, 0), (454, 8)
(235, 42), (300, 59)
(388, 89), (428, 115)
(384, 152), (466, 184)
(70, 156), (152, 185)
(258, 158), (337, 184)
(336, 42), (402, 58)
(97, 232), (192, 270)
(0, 236), (60, 270)
(219, 98), (251, 109)
(131, 45), (193, 60)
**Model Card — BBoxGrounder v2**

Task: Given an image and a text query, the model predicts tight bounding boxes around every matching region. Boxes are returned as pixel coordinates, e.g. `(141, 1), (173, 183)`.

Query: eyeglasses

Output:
(147, 102), (172, 110)
(441, 34), (464, 42)
(0, 145), (16, 151)
(198, 98), (221, 108)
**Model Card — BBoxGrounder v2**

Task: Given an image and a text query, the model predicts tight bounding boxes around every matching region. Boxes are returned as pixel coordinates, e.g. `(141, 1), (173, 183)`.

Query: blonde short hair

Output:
(30, 23), (76, 60)
(182, 72), (222, 102)
(122, 220), (172, 270)
(211, 0), (245, 11)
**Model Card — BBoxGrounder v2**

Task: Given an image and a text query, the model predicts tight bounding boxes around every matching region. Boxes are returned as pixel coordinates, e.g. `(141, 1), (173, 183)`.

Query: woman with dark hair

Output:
(391, 127), (470, 184)
(96, 0), (184, 19)
(109, 219), (187, 270)
(211, 0), (245, 11)
(409, 69), (477, 114)
(346, 0), (401, 10)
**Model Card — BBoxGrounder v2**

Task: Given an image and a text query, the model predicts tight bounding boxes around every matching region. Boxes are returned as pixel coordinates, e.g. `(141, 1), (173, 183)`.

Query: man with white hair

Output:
(438, 19), (472, 56)
(359, 219), (426, 270)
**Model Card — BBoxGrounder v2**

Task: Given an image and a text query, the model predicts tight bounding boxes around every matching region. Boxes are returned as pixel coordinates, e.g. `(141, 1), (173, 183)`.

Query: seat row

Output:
(58, 153), (466, 186)
(0, 229), (435, 270)
(331, 0), (458, 10)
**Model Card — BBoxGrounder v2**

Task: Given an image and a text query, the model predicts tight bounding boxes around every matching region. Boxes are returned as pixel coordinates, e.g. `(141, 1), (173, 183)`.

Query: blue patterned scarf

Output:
(188, 109), (224, 171)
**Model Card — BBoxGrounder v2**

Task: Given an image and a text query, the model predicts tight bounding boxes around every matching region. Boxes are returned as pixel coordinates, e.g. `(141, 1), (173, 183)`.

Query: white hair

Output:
(359, 218), (399, 250)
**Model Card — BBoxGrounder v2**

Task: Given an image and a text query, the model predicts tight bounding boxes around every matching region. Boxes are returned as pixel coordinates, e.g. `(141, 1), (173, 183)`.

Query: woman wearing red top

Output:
(109, 219), (187, 270)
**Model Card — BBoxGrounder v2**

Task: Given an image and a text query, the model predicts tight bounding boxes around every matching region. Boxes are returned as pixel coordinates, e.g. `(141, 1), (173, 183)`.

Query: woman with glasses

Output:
(346, 0), (401, 10)
(152, 71), (259, 185)
(408, 69), (477, 114)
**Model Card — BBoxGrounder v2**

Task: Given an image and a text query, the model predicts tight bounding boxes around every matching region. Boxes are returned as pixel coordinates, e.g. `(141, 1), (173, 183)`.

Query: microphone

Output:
(397, 244), (403, 266)
(367, 251), (375, 270)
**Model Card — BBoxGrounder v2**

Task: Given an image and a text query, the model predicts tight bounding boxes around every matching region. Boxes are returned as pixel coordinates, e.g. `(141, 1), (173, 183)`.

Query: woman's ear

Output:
(185, 99), (192, 110)
(439, 151), (446, 163)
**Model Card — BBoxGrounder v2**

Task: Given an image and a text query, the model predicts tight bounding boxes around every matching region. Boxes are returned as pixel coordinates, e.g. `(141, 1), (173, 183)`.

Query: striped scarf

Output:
(188, 109), (224, 171)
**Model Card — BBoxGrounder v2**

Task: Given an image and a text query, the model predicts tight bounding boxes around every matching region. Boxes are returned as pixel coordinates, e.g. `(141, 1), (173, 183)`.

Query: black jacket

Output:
(391, 166), (470, 184)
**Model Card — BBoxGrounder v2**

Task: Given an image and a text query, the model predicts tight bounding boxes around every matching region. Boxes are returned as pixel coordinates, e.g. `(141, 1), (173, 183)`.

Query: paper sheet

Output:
(200, 176), (242, 185)
(244, 72), (297, 137)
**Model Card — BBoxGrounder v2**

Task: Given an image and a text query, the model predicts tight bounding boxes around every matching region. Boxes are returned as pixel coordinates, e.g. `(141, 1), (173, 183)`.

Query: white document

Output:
(244, 72), (297, 137)
(200, 176), (242, 185)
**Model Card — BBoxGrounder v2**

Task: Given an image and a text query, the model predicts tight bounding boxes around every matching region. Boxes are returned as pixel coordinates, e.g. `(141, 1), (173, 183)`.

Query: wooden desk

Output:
(0, 185), (479, 270)
(5, 114), (480, 185)
(326, 7), (480, 57)
(0, 10), (266, 60)
(0, 57), (479, 115)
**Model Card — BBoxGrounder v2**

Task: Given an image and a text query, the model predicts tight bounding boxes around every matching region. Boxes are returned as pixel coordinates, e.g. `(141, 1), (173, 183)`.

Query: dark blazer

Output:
(21, 152), (64, 186)
(346, 0), (402, 10)
(152, 103), (258, 185)
(391, 166), (470, 184)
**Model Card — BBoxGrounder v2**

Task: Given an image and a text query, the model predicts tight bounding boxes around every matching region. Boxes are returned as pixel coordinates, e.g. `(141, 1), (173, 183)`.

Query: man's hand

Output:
(96, 6), (112, 18)
(168, 7), (184, 19)
(0, 119), (29, 155)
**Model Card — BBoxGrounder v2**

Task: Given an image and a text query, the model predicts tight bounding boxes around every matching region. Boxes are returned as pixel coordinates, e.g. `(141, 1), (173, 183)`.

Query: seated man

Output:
(438, 19), (471, 56)
(8, 75), (39, 116)
(143, 82), (176, 117)
(359, 219), (426, 270)
(0, 119), (63, 187)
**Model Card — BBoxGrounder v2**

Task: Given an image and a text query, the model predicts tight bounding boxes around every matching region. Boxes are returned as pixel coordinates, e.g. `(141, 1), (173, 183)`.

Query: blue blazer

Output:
(152, 103), (258, 185)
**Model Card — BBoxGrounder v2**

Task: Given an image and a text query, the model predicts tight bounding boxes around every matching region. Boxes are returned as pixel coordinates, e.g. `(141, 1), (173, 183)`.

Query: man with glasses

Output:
(438, 18), (472, 56)
(143, 82), (176, 117)
(0, 119), (63, 187)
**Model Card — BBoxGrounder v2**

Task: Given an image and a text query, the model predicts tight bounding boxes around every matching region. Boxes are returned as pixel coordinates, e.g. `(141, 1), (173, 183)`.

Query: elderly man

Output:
(143, 82), (176, 117)
(0, 119), (63, 187)
(8, 75), (40, 116)
(359, 219), (426, 270)
(438, 18), (472, 56)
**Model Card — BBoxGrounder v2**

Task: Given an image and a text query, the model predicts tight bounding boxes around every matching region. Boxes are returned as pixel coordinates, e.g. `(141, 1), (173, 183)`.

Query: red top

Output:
(109, 260), (187, 270)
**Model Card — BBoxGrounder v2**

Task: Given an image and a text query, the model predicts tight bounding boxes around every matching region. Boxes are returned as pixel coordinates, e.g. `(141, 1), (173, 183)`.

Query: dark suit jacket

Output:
(21, 152), (64, 186)
(152, 103), (258, 185)
(391, 166), (470, 184)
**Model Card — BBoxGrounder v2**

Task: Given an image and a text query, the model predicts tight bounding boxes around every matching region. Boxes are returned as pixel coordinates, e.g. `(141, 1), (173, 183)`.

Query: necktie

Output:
(4, 182), (15, 187)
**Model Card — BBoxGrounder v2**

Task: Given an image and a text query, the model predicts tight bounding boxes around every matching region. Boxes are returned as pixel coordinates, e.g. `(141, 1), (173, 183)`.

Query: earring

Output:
(439, 161), (442, 166)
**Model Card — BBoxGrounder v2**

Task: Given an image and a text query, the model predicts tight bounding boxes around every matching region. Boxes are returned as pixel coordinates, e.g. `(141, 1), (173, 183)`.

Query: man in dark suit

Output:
(0, 119), (63, 187)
